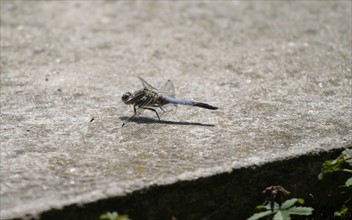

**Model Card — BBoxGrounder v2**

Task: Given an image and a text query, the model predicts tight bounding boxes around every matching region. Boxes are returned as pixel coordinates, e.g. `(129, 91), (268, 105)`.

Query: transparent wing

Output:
(138, 76), (175, 97)
(159, 80), (177, 113)
(138, 76), (158, 91)
(160, 80), (175, 98)
(137, 76), (177, 115)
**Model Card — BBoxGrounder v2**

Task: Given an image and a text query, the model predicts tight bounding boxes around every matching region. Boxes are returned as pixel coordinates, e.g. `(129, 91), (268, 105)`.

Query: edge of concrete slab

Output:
(8, 146), (350, 220)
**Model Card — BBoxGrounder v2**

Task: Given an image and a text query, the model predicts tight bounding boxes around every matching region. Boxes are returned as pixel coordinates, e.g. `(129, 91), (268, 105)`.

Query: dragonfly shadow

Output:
(119, 116), (215, 127)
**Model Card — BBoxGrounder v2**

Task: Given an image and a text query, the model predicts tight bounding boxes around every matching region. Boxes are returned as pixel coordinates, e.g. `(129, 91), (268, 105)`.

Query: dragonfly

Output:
(121, 77), (218, 126)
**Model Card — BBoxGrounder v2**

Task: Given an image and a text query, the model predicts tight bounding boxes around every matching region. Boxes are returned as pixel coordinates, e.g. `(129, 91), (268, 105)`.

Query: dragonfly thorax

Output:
(122, 89), (160, 106)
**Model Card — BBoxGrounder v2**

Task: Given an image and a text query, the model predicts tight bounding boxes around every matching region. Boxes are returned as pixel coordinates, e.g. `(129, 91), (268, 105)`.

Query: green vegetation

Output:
(248, 198), (313, 220)
(248, 148), (352, 220)
(318, 148), (352, 219)
(247, 186), (313, 220)
(318, 149), (352, 184)
(100, 211), (130, 220)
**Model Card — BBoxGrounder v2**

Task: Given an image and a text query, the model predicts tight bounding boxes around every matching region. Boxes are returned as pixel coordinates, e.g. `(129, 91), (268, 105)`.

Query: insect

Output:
(121, 77), (218, 126)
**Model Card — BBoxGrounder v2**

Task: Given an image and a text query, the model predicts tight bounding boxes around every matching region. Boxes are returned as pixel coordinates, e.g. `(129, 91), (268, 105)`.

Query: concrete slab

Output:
(0, 1), (351, 219)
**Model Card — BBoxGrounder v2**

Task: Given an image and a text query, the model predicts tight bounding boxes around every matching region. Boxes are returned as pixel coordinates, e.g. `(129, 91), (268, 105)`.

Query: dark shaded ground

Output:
(32, 148), (349, 220)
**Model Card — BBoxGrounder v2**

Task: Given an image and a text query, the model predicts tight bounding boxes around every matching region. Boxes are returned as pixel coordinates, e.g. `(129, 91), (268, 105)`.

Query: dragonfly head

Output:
(121, 92), (133, 104)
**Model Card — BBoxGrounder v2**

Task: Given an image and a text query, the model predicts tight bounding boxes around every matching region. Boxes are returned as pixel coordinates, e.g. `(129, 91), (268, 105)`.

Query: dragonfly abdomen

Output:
(163, 96), (218, 110)
(193, 102), (219, 110)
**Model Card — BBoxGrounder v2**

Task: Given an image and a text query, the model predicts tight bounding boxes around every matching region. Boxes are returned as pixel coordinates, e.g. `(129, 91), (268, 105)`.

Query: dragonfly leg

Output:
(122, 114), (138, 127)
(133, 105), (137, 115)
(143, 107), (160, 121)
(122, 106), (139, 127)
(159, 106), (166, 113)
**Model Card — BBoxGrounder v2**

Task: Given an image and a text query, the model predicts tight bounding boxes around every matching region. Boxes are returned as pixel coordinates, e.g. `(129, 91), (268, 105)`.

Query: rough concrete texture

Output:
(0, 1), (351, 219)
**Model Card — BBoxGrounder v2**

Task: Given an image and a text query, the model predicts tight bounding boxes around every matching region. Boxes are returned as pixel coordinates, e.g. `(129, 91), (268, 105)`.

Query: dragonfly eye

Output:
(121, 92), (133, 104)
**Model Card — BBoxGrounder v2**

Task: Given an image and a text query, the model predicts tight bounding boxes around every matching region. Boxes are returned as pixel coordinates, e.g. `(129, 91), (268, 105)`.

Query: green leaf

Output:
(100, 215), (109, 220)
(258, 203), (280, 212)
(271, 202), (280, 211)
(347, 159), (352, 167)
(345, 149), (352, 166)
(334, 205), (349, 217)
(318, 172), (324, 180)
(255, 205), (268, 210)
(281, 198), (299, 209)
(100, 212), (117, 220)
(296, 198), (305, 205)
(321, 159), (342, 174)
(342, 149), (352, 158)
(319, 149), (352, 179)
(342, 168), (352, 173)
(287, 206), (314, 215)
(116, 215), (130, 220)
(346, 177), (352, 187)
(247, 210), (273, 220)
(273, 210), (290, 220)
(100, 212), (126, 220)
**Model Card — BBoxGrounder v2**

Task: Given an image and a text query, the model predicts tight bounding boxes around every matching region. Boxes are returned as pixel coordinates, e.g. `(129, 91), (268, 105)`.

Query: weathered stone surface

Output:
(0, 1), (351, 219)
